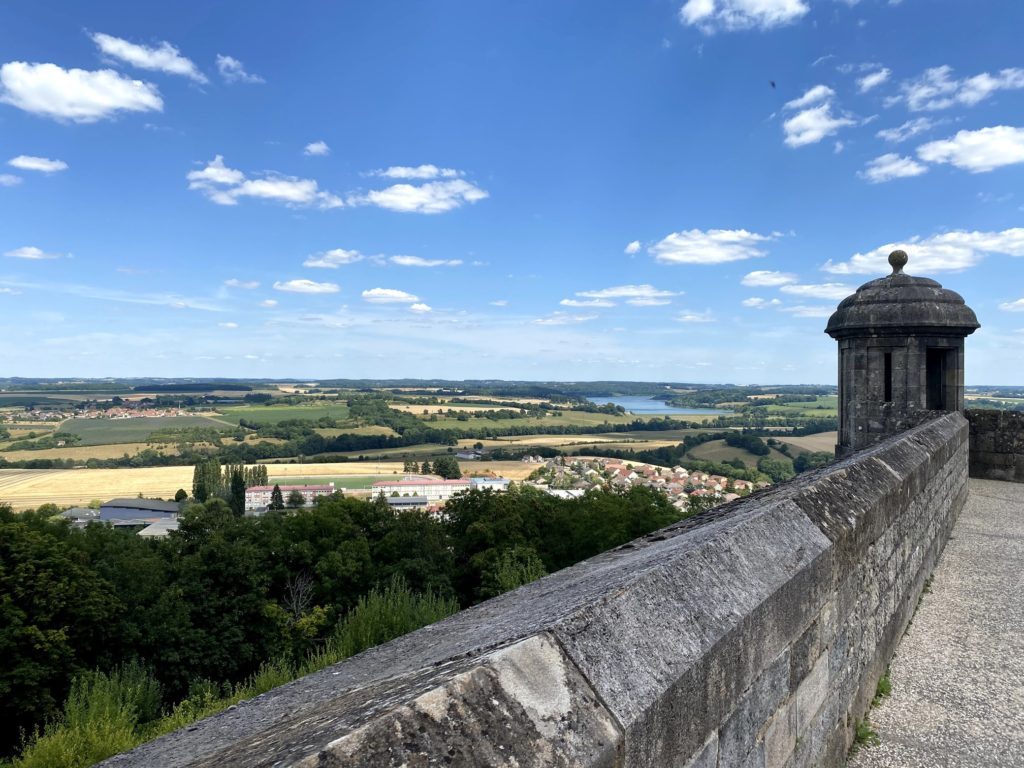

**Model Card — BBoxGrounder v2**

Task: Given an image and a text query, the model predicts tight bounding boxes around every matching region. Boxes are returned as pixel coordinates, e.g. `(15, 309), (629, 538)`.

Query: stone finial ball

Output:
(888, 249), (908, 274)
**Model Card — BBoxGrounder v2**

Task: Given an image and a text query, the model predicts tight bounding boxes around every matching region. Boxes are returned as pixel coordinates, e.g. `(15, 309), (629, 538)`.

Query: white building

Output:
(245, 484), (335, 511)
(372, 476), (510, 504)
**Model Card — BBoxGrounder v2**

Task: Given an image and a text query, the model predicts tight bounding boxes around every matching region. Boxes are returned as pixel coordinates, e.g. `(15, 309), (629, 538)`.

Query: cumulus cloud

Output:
(91, 32), (206, 83)
(304, 140), (330, 156)
(351, 179), (487, 214)
(876, 117), (936, 143)
(781, 305), (833, 318)
(741, 270), (797, 286)
(917, 126), (1024, 173)
(533, 312), (597, 326)
(859, 153), (928, 183)
(8, 155), (67, 173)
(215, 55), (263, 84)
(782, 85), (857, 147)
(576, 284), (678, 301)
(389, 255), (463, 267)
(303, 248), (364, 268)
(362, 287), (419, 304)
(371, 165), (462, 180)
(742, 297), (782, 309)
(187, 155), (343, 209)
(0, 62), (162, 122)
(823, 229), (1024, 274)
(889, 66), (1024, 111)
(273, 279), (340, 294)
(560, 298), (616, 308)
(856, 68), (891, 93)
(259, 299), (278, 308)
(679, 0), (809, 33)
(489, 300), (508, 307)
(0, 174), (22, 186)
(409, 303), (432, 313)
(650, 229), (775, 264)
(5, 246), (61, 260)
(999, 298), (1024, 312)
(624, 240), (641, 255)
(780, 282), (855, 300)
(676, 309), (715, 323)
(224, 278), (259, 289)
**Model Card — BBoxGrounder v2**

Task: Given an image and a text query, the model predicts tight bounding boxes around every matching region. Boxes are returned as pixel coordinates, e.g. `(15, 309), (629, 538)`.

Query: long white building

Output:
(372, 476), (509, 503)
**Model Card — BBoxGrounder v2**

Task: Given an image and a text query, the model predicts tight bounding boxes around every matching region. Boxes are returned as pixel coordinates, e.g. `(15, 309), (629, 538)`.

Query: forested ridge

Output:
(0, 483), (684, 766)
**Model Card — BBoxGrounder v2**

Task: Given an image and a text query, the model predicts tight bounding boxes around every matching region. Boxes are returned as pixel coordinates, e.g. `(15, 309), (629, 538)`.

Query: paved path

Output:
(849, 479), (1024, 767)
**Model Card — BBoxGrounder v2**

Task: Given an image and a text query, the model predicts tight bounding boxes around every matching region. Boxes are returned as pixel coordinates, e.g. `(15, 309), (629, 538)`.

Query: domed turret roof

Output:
(825, 250), (980, 339)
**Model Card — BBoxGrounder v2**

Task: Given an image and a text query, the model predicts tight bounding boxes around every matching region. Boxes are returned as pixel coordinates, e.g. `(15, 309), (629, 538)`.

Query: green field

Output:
(215, 403), (351, 425)
(418, 410), (663, 431)
(56, 416), (228, 446)
(267, 475), (385, 489)
(687, 439), (794, 469)
(754, 395), (837, 417)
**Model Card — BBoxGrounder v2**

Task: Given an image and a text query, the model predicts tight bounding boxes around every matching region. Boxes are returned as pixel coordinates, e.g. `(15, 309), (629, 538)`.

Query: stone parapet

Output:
(101, 413), (969, 768)
(966, 408), (1024, 483)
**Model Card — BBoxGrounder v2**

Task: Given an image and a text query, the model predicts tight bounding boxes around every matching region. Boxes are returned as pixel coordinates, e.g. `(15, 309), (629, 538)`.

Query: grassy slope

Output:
(55, 417), (227, 446)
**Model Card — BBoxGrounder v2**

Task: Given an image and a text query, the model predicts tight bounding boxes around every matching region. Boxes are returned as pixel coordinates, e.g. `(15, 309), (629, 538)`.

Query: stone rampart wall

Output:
(966, 408), (1024, 483)
(102, 413), (969, 768)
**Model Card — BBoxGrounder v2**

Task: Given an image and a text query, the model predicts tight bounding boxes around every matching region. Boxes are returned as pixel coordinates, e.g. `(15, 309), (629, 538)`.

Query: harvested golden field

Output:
(0, 466), (195, 509)
(778, 432), (837, 453)
(390, 403), (500, 414)
(0, 442), (177, 461)
(259, 462), (406, 476)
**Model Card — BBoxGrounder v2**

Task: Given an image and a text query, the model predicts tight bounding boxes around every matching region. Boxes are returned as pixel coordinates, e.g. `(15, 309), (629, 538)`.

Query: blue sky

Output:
(1, 0), (1023, 384)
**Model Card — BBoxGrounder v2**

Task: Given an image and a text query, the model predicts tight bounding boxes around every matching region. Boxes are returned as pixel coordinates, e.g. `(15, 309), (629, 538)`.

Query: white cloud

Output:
(8, 155), (68, 173)
(218, 321), (239, 329)
(533, 312), (597, 326)
(859, 153), (928, 183)
(742, 297), (782, 308)
(273, 279), (340, 294)
(372, 165), (462, 180)
(781, 305), (833, 318)
(676, 309), (715, 323)
(741, 270), (797, 287)
(362, 287), (419, 304)
(5, 246), (61, 260)
(389, 255), (463, 267)
(890, 66), (1024, 111)
(489, 300), (508, 307)
(352, 179), (487, 214)
(0, 287), (20, 294)
(259, 299), (278, 308)
(781, 85), (859, 148)
(627, 297), (673, 306)
(91, 33), (206, 83)
(577, 284), (677, 300)
(0, 174), (21, 186)
(999, 298), (1024, 312)
(409, 303), (432, 313)
(876, 117), (936, 143)
(187, 155), (343, 209)
(304, 248), (364, 268)
(823, 228), (1024, 274)
(304, 141), (330, 156)
(917, 126), (1024, 174)
(780, 282), (854, 300)
(224, 278), (259, 289)
(784, 85), (834, 110)
(624, 240), (641, 255)
(560, 298), (616, 308)
(650, 229), (775, 264)
(215, 55), (263, 84)
(0, 61), (162, 122)
(856, 68), (890, 93)
(679, 0), (809, 33)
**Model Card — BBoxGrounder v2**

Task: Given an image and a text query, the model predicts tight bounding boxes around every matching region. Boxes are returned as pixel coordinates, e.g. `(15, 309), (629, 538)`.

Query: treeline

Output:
(0, 483), (684, 763)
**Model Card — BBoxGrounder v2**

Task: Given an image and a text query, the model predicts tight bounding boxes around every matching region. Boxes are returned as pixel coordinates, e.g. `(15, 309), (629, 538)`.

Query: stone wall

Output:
(101, 413), (969, 768)
(966, 408), (1024, 483)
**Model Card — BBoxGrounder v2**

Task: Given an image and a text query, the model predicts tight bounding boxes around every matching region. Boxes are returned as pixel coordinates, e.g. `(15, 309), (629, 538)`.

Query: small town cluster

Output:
(524, 457), (765, 512)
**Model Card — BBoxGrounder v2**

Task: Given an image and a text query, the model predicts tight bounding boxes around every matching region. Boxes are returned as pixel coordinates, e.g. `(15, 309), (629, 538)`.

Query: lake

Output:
(586, 396), (732, 416)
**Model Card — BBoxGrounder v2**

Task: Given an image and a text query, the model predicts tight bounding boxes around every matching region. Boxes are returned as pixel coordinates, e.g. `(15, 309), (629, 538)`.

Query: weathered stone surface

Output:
(966, 409), (1024, 483)
(101, 414), (969, 768)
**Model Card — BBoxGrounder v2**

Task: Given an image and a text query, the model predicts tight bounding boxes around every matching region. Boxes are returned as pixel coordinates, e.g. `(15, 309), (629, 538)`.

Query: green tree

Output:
(269, 484), (284, 511)
(229, 472), (246, 516)
(286, 490), (306, 509)
(420, 461), (432, 475)
(432, 456), (461, 479)
(174, 488), (188, 502)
